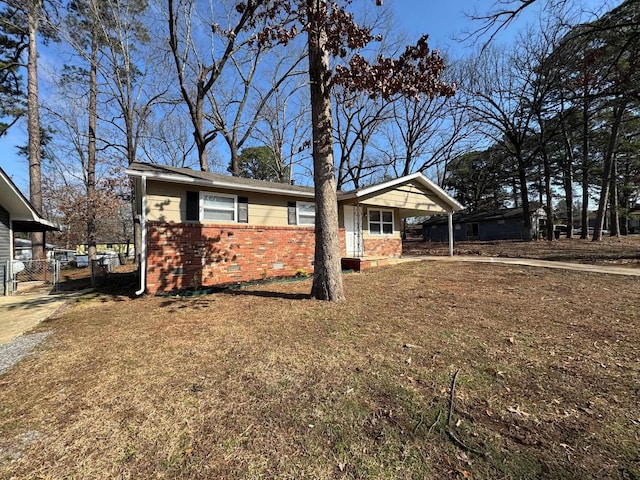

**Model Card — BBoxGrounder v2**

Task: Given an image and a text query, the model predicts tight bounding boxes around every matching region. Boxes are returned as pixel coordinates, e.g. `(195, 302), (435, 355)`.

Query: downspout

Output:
(448, 211), (454, 257)
(6, 223), (13, 295)
(135, 175), (147, 296)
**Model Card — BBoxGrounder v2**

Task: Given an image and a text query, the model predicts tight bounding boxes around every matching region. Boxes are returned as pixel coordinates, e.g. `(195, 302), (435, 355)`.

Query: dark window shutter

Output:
(238, 196), (248, 223)
(186, 191), (199, 221)
(287, 201), (297, 225)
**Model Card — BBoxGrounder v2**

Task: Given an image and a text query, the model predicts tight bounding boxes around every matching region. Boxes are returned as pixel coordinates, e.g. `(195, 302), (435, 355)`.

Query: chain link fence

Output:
(5, 259), (60, 295)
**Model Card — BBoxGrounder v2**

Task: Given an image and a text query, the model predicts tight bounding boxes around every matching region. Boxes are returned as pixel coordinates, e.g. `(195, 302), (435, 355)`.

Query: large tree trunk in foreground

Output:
(27, 1), (43, 261)
(307, 0), (345, 302)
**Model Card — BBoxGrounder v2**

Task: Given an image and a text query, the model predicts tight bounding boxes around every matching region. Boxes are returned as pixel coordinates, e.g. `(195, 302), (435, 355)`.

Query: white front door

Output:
(344, 204), (364, 257)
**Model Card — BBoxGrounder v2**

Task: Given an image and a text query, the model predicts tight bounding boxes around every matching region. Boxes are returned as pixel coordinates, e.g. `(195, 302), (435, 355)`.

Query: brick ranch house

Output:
(126, 162), (463, 294)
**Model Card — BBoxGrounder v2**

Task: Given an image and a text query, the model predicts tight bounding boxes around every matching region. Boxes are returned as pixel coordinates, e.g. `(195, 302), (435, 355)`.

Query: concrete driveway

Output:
(394, 255), (640, 276)
(0, 289), (75, 345)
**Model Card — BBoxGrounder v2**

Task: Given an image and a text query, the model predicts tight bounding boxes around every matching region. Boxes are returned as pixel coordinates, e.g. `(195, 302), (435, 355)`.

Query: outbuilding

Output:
(422, 203), (547, 242)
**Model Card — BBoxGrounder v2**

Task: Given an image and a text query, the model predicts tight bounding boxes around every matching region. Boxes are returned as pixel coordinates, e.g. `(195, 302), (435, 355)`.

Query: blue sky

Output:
(0, 0), (512, 195)
(0, 0), (616, 196)
(392, 0), (478, 48)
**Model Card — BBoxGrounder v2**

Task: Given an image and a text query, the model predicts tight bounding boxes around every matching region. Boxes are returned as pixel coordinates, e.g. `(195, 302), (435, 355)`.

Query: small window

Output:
(287, 202), (297, 225)
(466, 222), (479, 238)
(238, 196), (248, 223)
(368, 209), (393, 235)
(200, 192), (237, 222)
(186, 191), (200, 221)
(297, 202), (315, 225)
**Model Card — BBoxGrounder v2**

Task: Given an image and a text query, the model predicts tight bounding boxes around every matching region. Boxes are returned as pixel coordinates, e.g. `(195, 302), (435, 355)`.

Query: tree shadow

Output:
(57, 268), (139, 301)
(221, 288), (311, 300)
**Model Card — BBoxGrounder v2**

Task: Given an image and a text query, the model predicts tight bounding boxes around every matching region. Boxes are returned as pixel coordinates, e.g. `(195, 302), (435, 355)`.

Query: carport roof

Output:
(0, 167), (58, 232)
(338, 172), (464, 215)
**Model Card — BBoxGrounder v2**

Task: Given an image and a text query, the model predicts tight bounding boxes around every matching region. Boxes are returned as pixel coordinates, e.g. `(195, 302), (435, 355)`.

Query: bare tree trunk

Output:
(537, 161), (544, 206)
(518, 161), (533, 241)
(561, 126), (574, 238)
(620, 161), (631, 235)
(87, 29), (98, 261)
(593, 101), (626, 241)
(307, 0), (345, 302)
(542, 150), (554, 242)
(608, 157), (619, 237)
(229, 147), (239, 176)
(27, 0), (43, 261)
(580, 91), (590, 239)
(194, 90), (210, 172)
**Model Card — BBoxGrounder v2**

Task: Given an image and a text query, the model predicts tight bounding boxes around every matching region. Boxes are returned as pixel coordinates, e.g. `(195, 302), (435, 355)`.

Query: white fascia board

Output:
(125, 168), (315, 198)
(1, 169), (58, 227)
(339, 172), (464, 212)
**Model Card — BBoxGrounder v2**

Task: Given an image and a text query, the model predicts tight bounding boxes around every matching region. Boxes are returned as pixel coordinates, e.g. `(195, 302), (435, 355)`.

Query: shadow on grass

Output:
(57, 269), (140, 301)
(221, 289), (311, 301)
(154, 282), (311, 310)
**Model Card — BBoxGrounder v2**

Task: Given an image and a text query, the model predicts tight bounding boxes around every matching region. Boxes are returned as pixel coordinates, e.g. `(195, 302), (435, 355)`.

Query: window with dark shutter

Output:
(287, 201), (297, 225)
(238, 196), (248, 223)
(186, 191), (199, 221)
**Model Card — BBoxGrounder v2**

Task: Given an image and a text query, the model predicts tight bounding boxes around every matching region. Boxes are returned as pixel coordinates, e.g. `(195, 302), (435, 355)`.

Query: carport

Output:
(1, 167), (58, 295)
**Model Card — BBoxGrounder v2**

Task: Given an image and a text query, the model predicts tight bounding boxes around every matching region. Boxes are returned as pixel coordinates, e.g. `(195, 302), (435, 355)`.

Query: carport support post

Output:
(448, 211), (454, 257)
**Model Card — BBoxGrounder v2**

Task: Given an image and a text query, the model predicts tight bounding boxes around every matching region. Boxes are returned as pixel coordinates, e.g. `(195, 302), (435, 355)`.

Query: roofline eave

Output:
(125, 168), (316, 199)
(338, 173), (463, 212)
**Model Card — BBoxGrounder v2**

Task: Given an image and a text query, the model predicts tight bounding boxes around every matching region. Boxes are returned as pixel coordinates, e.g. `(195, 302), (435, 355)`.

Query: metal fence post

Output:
(53, 260), (60, 292)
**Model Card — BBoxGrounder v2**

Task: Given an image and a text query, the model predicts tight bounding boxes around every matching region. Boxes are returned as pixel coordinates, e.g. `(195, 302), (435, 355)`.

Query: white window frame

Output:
(368, 208), (394, 236)
(296, 201), (316, 225)
(200, 192), (237, 222)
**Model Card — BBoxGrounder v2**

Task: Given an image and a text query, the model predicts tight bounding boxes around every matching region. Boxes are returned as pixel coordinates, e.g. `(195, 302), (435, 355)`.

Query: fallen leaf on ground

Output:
(507, 405), (530, 417)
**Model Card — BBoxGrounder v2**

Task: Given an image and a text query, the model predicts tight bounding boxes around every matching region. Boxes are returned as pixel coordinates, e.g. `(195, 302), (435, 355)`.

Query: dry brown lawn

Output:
(0, 248), (639, 479)
(404, 235), (640, 268)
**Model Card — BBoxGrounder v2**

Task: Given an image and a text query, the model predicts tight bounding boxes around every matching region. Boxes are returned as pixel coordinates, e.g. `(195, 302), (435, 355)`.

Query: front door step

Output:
(341, 257), (389, 272)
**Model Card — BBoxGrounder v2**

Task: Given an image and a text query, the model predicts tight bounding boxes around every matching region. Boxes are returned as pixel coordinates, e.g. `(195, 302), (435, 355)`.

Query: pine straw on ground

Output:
(0, 261), (639, 479)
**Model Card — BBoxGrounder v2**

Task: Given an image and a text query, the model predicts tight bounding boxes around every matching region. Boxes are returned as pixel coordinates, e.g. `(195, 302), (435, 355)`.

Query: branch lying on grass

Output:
(428, 410), (442, 434)
(447, 368), (486, 457)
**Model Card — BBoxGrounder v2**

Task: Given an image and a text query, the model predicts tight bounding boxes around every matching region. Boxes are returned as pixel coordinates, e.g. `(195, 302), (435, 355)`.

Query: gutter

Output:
(135, 175), (147, 296)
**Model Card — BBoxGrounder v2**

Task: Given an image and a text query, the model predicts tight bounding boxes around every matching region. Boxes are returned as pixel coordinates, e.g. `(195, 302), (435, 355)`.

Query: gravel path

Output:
(0, 331), (51, 375)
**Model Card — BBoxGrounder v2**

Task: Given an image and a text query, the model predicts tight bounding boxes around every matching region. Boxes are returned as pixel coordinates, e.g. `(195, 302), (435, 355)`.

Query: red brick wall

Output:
(363, 236), (402, 257)
(145, 222), (346, 294)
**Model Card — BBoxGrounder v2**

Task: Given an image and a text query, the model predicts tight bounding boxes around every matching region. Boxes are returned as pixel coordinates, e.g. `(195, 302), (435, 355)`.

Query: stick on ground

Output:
(447, 368), (486, 457)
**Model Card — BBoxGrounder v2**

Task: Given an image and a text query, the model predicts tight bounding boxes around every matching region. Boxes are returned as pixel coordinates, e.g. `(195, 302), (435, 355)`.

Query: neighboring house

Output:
(422, 203), (547, 242)
(13, 238), (57, 261)
(629, 205), (640, 234)
(0, 167), (58, 295)
(76, 242), (134, 257)
(127, 162), (463, 294)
